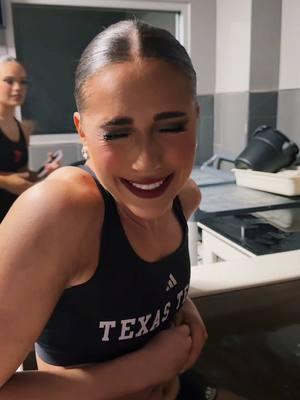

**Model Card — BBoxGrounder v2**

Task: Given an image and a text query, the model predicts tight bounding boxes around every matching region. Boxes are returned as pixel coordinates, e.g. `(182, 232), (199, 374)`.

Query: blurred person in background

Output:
(0, 56), (60, 222)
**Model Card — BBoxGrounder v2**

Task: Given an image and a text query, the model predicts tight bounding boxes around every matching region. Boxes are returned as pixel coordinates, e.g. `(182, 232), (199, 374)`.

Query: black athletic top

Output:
(0, 120), (28, 222)
(36, 169), (191, 366)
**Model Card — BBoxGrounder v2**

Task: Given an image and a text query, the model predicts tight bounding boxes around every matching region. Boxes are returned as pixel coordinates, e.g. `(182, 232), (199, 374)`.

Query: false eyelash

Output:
(159, 124), (187, 133)
(102, 132), (129, 141)
(3, 78), (29, 85)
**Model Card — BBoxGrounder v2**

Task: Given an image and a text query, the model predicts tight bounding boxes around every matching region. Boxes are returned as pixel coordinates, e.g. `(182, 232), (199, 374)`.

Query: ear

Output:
(73, 112), (86, 143)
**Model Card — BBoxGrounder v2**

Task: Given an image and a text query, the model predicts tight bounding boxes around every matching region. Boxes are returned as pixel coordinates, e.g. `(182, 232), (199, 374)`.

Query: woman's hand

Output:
(30, 153), (61, 182)
(175, 297), (207, 372)
(43, 152), (61, 176)
(142, 324), (192, 386)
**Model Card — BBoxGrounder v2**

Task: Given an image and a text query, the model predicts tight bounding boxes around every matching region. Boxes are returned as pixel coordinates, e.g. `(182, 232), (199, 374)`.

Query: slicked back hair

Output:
(74, 20), (196, 111)
(0, 55), (18, 64)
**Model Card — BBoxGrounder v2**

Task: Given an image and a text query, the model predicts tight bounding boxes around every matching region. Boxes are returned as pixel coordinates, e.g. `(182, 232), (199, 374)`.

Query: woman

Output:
(0, 21), (217, 399)
(0, 56), (59, 222)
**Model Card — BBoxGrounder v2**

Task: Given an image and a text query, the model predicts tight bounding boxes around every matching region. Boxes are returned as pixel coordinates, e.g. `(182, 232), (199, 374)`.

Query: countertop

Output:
(197, 206), (300, 256)
(197, 183), (300, 216)
(189, 249), (300, 298)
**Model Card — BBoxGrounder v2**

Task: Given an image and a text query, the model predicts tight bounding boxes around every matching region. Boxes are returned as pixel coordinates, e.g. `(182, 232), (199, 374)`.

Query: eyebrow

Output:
(154, 111), (187, 121)
(100, 112), (188, 128)
(100, 117), (133, 128)
(3, 75), (27, 80)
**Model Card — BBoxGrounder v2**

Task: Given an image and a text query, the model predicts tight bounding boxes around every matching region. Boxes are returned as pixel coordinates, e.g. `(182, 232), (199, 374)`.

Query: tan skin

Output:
(0, 61), (59, 196)
(0, 59), (207, 400)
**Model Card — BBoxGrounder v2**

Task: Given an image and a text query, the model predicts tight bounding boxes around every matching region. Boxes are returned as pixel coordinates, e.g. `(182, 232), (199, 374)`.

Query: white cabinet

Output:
(198, 222), (255, 264)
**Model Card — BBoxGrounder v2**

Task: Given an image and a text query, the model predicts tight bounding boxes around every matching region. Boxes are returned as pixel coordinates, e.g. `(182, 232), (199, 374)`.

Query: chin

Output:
(9, 101), (22, 107)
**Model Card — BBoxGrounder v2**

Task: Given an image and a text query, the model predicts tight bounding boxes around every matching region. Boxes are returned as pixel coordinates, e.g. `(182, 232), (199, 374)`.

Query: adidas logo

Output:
(165, 273), (178, 291)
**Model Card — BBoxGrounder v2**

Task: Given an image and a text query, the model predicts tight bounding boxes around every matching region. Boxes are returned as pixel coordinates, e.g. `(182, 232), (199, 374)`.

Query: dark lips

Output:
(11, 95), (22, 101)
(120, 174), (173, 199)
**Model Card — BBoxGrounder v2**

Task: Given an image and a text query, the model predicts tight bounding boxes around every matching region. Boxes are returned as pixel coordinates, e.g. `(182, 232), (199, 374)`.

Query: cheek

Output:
(0, 84), (9, 96)
(161, 134), (196, 162)
(90, 141), (125, 172)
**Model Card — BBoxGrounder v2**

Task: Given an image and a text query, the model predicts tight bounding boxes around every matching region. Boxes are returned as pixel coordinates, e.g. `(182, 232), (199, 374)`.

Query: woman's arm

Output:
(0, 120), (59, 194)
(0, 171), (32, 194)
(0, 119), (33, 193)
(0, 170), (191, 399)
(177, 180), (207, 369)
(175, 297), (207, 372)
(1, 325), (192, 400)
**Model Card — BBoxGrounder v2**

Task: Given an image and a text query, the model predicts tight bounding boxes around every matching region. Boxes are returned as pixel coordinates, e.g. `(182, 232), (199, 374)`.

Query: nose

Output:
(12, 81), (23, 91)
(131, 138), (163, 172)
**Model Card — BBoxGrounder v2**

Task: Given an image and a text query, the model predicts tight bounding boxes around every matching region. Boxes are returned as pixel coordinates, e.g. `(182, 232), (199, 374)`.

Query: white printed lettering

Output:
(99, 321), (116, 341)
(119, 318), (136, 340)
(183, 285), (189, 302)
(176, 290), (184, 310)
(135, 314), (151, 337)
(162, 302), (171, 322)
(150, 309), (161, 331)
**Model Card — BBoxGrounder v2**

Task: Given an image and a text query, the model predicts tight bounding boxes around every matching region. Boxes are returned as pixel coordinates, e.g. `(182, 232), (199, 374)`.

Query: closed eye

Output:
(102, 131), (130, 141)
(159, 123), (187, 133)
(3, 78), (29, 86)
(3, 78), (14, 85)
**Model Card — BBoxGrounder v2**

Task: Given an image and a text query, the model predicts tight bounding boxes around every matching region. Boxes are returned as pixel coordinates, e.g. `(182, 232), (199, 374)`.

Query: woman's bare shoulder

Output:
(7, 166), (104, 246)
(18, 164), (99, 208)
(2, 166), (104, 283)
(42, 166), (102, 206)
(178, 179), (201, 220)
(20, 119), (34, 142)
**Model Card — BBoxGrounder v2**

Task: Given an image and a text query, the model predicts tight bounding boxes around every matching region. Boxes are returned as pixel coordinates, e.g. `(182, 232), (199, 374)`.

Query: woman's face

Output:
(0, 61), (28, 108)
(74, 59), (199, 220)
